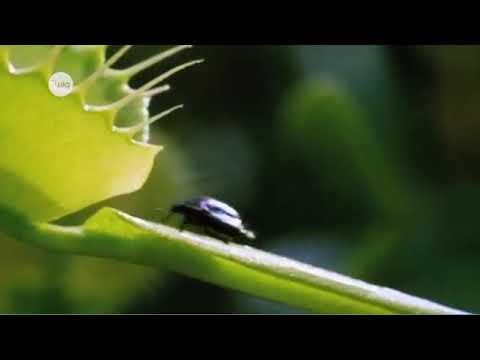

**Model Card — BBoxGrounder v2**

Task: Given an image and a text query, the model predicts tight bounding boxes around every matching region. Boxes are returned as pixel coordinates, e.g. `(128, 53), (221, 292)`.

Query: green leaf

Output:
(0, 45), (195, 223)
(0, 204), (468, 315)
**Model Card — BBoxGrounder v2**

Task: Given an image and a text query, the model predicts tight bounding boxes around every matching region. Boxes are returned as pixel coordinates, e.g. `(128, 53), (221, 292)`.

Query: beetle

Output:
(163, 197), (255, 243)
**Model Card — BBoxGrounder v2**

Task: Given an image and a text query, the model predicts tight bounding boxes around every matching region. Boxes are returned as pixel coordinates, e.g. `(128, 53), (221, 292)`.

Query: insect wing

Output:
(202, 199), (243, 229)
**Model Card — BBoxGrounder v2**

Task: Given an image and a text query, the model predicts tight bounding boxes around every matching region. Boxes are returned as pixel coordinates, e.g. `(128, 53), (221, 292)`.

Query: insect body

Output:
(166, 197), (255, 243)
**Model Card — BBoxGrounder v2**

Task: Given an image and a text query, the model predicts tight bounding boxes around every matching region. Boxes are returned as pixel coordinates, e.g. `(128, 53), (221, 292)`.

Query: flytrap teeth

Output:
(4, 45), (202, 144)
(124, 104), (185, 137)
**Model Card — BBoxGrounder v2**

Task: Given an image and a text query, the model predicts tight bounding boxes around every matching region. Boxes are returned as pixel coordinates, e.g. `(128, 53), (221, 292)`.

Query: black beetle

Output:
(163, 197), (255, 243)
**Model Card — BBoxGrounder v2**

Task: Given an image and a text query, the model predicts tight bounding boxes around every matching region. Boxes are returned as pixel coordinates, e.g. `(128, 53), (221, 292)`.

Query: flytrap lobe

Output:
(0, 45), (202, 222)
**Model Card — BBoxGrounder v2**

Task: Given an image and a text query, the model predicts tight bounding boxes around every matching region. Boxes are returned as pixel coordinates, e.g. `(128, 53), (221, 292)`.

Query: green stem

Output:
(0, 205), (469, 315)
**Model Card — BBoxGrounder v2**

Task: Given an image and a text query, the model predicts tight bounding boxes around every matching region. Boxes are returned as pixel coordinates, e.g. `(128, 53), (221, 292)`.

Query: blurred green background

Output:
(1, 45), (480, 314)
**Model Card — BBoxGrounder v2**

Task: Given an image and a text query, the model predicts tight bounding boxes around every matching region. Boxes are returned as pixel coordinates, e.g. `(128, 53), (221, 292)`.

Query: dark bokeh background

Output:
(2, 45), (480, 314)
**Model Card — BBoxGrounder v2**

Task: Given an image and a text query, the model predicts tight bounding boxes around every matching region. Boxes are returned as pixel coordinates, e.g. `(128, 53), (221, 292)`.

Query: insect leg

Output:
(162, 212), (173, 224)
(179, 217), (189, 232)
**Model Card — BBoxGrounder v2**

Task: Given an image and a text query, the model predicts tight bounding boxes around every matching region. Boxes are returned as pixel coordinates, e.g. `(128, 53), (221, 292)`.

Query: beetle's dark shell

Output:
(169, 197), (255, 242)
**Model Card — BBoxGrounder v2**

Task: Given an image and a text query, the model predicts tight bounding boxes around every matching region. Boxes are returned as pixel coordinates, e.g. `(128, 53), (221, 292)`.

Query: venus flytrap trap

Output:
(0, 45), (200, 222)
(0, 45), (470, 314)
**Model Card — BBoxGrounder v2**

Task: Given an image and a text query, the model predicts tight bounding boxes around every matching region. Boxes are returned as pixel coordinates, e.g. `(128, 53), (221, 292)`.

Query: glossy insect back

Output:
(0, 45), (202, 222)
(169, 197), (256, 243)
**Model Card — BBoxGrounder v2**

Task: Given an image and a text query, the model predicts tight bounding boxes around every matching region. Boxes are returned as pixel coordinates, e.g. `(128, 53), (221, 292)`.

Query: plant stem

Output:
(0, 205), (469, 314)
